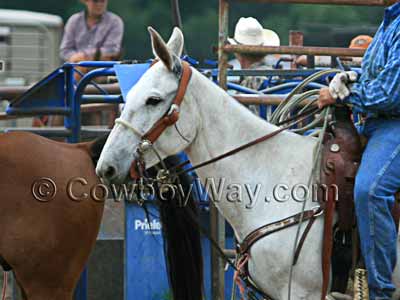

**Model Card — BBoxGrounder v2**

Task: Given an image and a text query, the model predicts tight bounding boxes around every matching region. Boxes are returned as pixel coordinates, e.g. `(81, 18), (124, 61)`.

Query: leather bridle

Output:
(115, 59), (192, 180)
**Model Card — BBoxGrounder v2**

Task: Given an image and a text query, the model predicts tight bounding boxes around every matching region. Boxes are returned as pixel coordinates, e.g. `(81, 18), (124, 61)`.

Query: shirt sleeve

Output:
(59, 15), (79, 61)
(99, 16), (124, 57)
(344, 34), (400, 113)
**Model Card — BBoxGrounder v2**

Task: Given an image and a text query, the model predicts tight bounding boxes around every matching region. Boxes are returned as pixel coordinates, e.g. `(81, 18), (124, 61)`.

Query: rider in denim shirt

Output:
(318, 2), (400, 299)
(346, 6), (400, 116)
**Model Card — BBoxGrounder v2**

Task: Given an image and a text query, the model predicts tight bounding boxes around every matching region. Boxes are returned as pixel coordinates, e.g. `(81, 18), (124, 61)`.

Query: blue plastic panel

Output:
(125, 202), (241, 300)
(125, 203), (170, 300)
(7, 68), (66, 114)
(114, 63), (150, 102)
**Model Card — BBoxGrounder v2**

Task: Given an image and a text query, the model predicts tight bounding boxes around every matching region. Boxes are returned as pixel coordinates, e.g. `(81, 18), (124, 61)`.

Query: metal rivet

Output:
(330, 144), (340, 153)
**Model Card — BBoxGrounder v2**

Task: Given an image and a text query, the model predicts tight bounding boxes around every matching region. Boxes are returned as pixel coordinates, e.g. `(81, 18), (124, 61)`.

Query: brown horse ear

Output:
(148, 27), (173, 71)
(167, 27), (184, 57)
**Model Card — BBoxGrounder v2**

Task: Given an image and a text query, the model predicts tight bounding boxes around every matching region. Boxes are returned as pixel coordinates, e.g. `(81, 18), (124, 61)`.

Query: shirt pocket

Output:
(370, 52), (386, 79)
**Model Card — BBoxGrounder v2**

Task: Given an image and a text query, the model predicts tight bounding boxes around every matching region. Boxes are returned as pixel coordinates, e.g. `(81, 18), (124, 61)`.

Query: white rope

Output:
(115, 118), (143, 137)
(286, 106), (331, 300)
(270, 69), (341, 132)
(268, 69), (342, 300)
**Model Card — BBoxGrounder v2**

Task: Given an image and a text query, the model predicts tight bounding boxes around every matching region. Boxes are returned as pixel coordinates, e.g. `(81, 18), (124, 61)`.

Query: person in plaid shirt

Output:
(60, 0), (123, 63)
(318, 2), (400, 299)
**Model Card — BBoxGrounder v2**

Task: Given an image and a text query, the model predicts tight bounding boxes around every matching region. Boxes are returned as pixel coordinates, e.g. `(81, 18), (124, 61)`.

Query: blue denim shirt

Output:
(344, 2), (400, 116)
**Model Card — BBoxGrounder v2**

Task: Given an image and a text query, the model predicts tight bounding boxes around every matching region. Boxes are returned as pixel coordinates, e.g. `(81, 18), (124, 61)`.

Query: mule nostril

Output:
(105, 165), (116, 179)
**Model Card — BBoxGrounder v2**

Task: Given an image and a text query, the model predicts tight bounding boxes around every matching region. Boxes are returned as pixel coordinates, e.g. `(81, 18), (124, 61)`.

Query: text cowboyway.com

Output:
(31, 176), (339, 208)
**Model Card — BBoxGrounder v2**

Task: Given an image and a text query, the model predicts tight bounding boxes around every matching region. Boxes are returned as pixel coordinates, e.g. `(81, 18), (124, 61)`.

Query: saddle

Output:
(319, 105), (400, 299)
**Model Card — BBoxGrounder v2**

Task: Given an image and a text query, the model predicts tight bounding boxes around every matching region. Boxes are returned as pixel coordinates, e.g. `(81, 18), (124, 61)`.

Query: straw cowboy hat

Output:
(228, 17), (280, 47)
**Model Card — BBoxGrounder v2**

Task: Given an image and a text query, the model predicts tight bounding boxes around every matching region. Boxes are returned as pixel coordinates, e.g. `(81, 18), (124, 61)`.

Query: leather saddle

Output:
(318, 105), (400, 297)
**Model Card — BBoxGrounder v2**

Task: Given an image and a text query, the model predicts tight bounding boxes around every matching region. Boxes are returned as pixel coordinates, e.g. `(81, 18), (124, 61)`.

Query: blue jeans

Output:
(354, 118), (400, 300)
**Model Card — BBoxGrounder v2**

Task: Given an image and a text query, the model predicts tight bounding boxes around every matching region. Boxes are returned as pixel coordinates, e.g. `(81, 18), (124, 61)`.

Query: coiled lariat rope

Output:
(266, 69), (342, 300)
(270, 69), (341, 130)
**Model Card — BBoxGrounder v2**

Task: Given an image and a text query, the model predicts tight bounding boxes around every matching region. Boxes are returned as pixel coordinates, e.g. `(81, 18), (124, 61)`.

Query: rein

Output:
(168, 105), (322, 178)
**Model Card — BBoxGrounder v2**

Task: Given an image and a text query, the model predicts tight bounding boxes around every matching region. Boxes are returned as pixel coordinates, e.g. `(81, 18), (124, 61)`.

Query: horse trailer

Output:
(0, 9), (63, 87)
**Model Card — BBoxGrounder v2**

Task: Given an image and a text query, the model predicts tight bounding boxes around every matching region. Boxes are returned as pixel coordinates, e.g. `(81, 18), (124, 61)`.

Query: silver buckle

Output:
(138, 140), (152, 154)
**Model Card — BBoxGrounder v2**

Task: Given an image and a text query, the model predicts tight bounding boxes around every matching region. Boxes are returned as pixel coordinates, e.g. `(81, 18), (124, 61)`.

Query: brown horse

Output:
(0, 132), (105, 300)
(0, 132), (203, 300)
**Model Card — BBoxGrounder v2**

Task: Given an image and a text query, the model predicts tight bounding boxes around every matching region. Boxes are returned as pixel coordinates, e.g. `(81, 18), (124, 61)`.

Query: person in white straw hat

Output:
(228, 17), (281, 116)
(228, 17), (280, 47)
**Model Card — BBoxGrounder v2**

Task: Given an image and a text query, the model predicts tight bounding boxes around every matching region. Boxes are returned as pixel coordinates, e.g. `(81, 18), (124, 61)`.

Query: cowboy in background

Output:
(318, 2), (400, 299)
(228, 17), (281, 115)
(39, 0), (124, 127)
(60, 0), (123, 67)
(349, 35), (373, 64)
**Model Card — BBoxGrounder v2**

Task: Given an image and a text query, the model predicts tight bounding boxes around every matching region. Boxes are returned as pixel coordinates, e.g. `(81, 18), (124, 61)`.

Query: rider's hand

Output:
(328, 71), (358, 100)
(318, 87), (336, 109)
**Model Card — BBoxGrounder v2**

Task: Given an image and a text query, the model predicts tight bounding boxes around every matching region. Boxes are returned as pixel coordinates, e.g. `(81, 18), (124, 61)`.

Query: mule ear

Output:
(148, 27), (173, 70)
(167, 27), (184, 57)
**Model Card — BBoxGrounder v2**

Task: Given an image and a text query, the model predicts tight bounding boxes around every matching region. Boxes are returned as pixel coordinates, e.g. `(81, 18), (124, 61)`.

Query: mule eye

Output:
(146, 97), (163, 106)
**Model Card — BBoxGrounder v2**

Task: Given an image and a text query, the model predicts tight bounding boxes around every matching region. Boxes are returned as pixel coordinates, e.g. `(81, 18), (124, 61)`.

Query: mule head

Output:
(96, 27), (199, 183)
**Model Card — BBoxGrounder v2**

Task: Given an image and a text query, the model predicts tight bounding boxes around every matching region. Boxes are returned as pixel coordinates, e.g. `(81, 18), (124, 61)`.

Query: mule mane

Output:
(191, 68), (267, 121)
(185, 66), (314, 158)
(185, 67), (297, 152)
